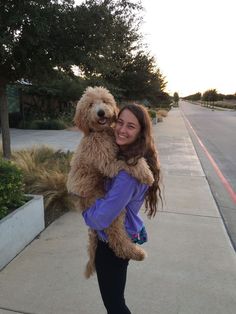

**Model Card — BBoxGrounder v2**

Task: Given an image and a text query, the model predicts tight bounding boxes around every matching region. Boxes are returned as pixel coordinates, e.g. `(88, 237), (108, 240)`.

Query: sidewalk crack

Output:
(0, 306), (36, 314)
(161, 210), (221, 219)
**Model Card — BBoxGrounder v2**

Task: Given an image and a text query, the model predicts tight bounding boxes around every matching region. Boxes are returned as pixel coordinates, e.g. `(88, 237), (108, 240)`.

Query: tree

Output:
(71, 0), (169, 104)
(0, 0), (77, 158)
(0, 0), (170, 158)
(71, 0), (143, 87)
(202, 89), (218, 105)
(184, 92), (201, 101)
(77, 1), (169, 105)
(173, 92), (179, 106)
(119, 52), (157, 100)
(18, 73), (86, 123)
(108, 51), (168, 104)
(0, 0), (145, 158)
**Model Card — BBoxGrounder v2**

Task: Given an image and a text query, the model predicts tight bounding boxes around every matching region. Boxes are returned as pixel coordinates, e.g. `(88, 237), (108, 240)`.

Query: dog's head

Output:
(74, 86), (118, 134)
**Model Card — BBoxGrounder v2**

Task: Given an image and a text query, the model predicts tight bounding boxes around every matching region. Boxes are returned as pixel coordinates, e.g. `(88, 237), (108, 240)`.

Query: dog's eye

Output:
(89, 103), (93, 108)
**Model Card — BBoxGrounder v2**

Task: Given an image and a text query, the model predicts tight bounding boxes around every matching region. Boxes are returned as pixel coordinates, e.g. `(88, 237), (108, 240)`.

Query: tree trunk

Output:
(0, 81), (11, 159)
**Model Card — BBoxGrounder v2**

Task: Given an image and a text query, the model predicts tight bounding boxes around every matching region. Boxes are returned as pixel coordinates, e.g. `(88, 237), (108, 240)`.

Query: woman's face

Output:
(115, 109), (141, 148)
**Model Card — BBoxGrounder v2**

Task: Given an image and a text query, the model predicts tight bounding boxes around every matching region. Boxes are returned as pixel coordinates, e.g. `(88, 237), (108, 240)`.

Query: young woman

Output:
(83, 104), (161, 314)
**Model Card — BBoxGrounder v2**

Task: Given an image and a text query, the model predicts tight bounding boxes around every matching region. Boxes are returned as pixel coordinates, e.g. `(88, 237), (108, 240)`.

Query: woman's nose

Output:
(119, 125), (127, 133)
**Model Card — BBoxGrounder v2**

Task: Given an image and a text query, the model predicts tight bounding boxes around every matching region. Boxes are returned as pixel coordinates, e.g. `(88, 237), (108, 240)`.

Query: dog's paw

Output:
(84, 261), (96, 279)
(131, 246), (147, 261)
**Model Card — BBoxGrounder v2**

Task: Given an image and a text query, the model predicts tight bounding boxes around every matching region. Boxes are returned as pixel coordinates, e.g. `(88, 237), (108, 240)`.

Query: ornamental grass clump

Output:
(0, 158), (27, 219)
(157, 109), (168, 117)
(12, 146), (74, 226)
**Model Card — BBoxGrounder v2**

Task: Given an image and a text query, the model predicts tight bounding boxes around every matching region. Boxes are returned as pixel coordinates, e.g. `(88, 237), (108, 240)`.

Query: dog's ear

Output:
(73, 107), (90, 135)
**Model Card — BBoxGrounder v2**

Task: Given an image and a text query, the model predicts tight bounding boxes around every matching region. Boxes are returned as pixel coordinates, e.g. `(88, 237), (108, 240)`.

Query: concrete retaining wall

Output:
(0, 195), (44, 270)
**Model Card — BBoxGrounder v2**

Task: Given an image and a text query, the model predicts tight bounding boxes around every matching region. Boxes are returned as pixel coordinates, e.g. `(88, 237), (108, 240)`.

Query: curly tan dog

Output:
(67, 86), (154, 278)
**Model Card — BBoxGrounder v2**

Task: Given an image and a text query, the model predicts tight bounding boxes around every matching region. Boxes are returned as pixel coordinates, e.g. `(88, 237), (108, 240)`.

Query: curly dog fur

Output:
(67, 86), (154, 278)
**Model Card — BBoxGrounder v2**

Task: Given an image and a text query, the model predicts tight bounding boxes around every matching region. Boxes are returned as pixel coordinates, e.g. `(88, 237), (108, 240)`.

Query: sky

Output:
(74, 0), (236, 97)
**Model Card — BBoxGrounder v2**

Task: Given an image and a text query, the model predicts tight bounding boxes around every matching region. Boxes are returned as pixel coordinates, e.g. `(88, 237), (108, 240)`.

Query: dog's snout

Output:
(97, 109), (105, 117)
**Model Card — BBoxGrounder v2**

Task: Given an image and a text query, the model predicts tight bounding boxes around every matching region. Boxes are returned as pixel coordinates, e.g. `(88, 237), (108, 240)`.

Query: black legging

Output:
(95, 240), (131, 314)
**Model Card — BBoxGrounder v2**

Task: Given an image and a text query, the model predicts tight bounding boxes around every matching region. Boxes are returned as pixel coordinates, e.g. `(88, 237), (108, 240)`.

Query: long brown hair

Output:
(117, 104), (162, 218)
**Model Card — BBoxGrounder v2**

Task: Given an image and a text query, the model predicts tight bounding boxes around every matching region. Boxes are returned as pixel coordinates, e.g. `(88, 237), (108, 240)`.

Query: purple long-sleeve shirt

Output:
(82, 170), (149, 242)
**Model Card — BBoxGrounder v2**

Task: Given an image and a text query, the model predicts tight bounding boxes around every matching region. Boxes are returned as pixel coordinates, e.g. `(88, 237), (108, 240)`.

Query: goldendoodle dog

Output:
(67, 86), (154, 278)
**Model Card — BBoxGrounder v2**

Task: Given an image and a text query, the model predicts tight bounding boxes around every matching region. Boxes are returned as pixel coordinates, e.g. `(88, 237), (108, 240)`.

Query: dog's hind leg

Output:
(84, 229), (98, 279)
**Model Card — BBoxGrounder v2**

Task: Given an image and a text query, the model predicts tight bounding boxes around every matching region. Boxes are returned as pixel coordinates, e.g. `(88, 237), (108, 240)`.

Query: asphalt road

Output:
(179, 100), (236, 249)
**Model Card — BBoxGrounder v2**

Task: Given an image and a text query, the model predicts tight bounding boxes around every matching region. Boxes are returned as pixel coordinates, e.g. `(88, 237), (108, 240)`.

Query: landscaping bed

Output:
(11, 147), (74, 227)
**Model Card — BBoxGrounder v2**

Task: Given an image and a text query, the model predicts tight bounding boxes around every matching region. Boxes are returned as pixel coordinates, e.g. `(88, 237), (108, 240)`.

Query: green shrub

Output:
(148, 109), (157, 119)
(19, 119), (67, 130)
(57, 111), (75, 128)
(0, 159), (26, 219)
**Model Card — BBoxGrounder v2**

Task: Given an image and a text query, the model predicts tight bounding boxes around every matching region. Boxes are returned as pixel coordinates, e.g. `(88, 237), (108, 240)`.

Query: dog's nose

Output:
(97, 109), (105, 117)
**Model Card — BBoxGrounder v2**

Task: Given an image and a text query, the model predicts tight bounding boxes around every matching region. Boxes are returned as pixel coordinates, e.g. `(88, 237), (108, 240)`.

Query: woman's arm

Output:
(82, 171), (139, 230)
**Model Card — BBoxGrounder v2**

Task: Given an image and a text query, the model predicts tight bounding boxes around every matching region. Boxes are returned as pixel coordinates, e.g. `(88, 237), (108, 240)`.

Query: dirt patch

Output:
(44, 207), (69, 227)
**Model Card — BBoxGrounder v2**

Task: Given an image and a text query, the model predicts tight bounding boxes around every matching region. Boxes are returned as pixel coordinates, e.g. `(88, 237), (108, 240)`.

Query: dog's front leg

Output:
(123, 158), (155, 186)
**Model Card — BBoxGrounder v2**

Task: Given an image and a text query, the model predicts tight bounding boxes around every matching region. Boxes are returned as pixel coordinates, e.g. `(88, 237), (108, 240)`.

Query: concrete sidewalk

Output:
(0, 108), (236, 314)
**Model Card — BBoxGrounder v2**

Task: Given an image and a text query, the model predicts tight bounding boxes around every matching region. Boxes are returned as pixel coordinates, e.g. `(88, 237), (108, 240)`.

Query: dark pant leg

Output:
(95, 240), (131, 314)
